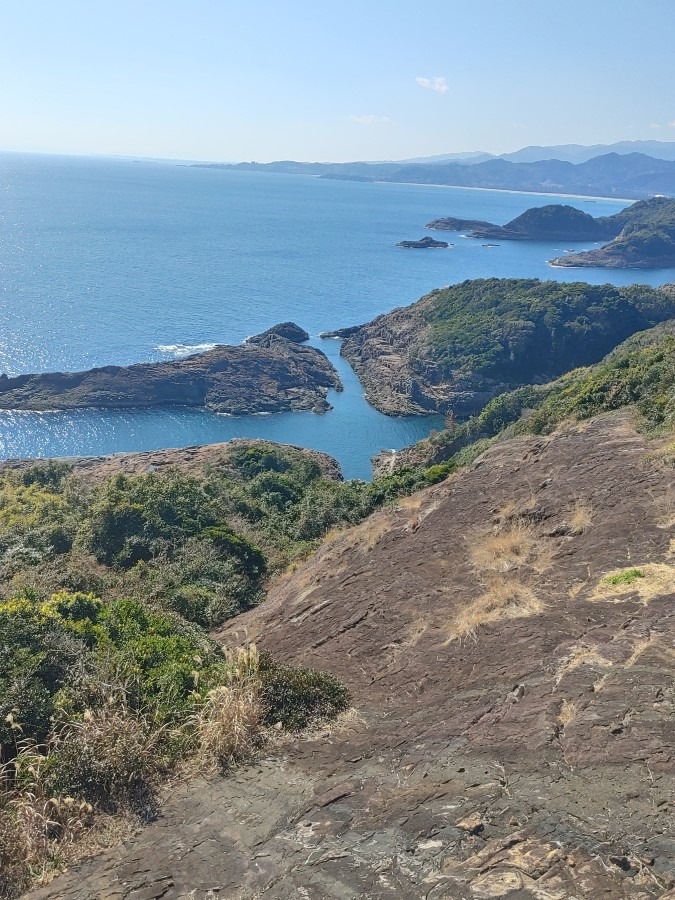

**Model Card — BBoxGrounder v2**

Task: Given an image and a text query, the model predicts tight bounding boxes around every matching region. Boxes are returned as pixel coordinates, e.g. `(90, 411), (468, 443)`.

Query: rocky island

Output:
(324, 278), (675, 416)
(426, 196), (675, 268)
(0, 324), (341, 414)
(396, 236), (450, 248)
(427, 203), (614, 241)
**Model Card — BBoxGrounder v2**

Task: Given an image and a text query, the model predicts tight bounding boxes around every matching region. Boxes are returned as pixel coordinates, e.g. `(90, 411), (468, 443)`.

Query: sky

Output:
(1, 0), (675, 163)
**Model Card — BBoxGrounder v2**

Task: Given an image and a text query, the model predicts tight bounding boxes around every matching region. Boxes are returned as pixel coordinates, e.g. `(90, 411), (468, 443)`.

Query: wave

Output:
(155, 342), (217, 357)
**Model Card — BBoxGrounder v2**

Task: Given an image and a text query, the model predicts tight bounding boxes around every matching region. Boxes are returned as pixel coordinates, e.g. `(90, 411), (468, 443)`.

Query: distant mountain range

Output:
(398, 140), (675, 166)
(195, 150), (675, 200)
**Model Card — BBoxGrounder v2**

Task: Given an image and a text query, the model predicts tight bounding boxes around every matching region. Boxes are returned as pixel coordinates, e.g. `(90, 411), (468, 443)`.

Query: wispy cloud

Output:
(416, 76), (448, 94)
(350, 114), (391, 125)
(669, 120), (675, 128)
(650, 121), (675, 129)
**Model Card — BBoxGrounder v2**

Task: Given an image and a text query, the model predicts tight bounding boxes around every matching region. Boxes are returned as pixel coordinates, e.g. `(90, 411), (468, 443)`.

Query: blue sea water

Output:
(1, 152), (674, 479)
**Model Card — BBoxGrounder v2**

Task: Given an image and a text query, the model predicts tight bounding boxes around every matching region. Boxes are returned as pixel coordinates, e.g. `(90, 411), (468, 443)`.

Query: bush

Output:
(259, 651), (350, 730)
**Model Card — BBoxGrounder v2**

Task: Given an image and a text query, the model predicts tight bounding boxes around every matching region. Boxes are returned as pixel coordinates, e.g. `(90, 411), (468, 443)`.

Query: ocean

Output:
(1, 152), (673, 479)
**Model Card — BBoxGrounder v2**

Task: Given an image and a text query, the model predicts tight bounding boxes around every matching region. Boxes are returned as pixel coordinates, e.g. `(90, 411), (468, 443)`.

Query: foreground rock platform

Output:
(30, 413), (674, 898)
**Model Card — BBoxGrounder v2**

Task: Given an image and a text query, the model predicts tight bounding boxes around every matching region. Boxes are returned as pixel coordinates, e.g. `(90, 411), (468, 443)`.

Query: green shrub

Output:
(603, 568), (646, 586)
(258, 651), (350, 730)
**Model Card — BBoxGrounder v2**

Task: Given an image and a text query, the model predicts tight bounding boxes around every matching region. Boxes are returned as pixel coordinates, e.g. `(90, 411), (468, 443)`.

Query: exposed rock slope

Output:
(0, 326), (340, 414)
(31, 413), (675, 898)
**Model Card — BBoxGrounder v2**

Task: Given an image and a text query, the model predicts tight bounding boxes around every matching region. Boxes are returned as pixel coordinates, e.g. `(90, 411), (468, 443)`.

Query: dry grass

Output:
(624, 636), (655, 668)
(0, 648), (266, 896)
(554, 644), (613, 686)
(494, 493), (538, 525)
(194, 645), (263, 772)
(447, 576), (543, 641)
(557, 699), (577, 728)
(469, 522), (539, 575)
(360, 513), (394, 551)
(568, 500), (593, 535)
(590, 563), (675, 606)
(0, 747), (102, 896)
(653, 488), (675, 529)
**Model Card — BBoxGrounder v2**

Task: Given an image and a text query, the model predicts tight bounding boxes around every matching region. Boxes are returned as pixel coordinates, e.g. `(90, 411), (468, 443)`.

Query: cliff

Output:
(0, 325), (341, 414)
(551, 222), (675, 268)
(329, 278), (675, 416)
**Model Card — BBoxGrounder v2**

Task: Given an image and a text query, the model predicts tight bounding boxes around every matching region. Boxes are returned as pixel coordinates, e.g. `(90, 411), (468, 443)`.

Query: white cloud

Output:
(416, 76), (449, 94)
(650, 122), (662, 129)
(669, 121), (675, 128)
(350, 114), (391, 125)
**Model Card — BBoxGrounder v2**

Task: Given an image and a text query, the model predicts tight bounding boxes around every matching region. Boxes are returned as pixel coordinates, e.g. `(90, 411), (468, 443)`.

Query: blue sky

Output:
(2, 0), (674, 161)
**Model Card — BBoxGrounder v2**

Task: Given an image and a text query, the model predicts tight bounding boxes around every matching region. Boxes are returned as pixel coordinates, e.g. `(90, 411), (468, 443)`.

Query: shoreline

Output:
(369, 178), (634, 204)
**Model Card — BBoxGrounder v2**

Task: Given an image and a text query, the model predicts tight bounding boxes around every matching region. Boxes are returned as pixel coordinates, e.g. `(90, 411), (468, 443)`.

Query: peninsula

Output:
(0, 324), (341, 414)
(323, 278), (675, 415)
(426, 196), (675, 268)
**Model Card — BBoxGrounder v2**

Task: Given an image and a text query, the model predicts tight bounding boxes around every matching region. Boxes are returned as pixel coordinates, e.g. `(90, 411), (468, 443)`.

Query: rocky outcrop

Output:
(0, 328), (341, 414)
(328, 279), (675, 416)
(427, 204), (615, 241)
(396, 236), (450, 248)
(550, 225), (675, 268)
(0, 438), (343, 483)
(244, 321), (310, 344)
(32, 413), (675, 898)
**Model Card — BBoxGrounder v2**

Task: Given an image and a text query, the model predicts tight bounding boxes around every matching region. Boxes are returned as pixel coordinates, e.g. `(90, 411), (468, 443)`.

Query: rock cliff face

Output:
(31, 413), (675, 898)
(328, 279), (675, 416)
(550, 225), (675, 268)
(0, 325), (341, 414)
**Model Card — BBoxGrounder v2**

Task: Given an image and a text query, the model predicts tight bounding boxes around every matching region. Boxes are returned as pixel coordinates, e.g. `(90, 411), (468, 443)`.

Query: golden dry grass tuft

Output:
(0, 745), (108, 896)
(447, 576), (544, 641)
(568, 500), (593, 535)
(557, 699), (577, 728)
(469, 522), (538, 575)
(653, 488), (675, 529)
(194, 645), (263, 772)
(554, 644), (613, 686)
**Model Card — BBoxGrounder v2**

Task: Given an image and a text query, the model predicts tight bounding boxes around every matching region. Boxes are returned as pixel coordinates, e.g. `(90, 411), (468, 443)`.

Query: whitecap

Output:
(154, 342), (217, 358)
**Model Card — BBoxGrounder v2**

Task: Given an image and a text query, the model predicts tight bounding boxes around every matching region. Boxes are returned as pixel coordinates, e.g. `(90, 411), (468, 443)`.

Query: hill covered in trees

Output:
(326, 278), (675, 415)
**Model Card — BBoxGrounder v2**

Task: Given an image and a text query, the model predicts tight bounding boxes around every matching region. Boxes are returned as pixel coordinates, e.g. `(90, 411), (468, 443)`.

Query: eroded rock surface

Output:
(0, 328), (340, 414)
(30, 413), (675, 898)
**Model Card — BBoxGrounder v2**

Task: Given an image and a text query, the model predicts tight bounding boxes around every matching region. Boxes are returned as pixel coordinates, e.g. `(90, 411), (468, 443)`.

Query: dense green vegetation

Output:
(0, 442), (458, 894)
(0, 446), (451, 631)
(421, 278), (675, 382)
(406, 320), (675, 468)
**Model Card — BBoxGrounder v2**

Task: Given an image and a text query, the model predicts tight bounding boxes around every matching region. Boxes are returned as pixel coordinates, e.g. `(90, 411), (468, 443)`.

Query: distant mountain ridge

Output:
(196, 149), (675, 200)
(396, 140), (675, 165)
